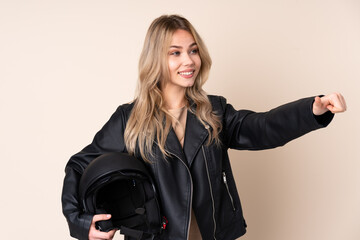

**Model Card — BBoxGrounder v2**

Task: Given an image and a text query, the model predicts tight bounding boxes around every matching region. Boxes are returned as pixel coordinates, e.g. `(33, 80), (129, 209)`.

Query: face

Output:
(165, 29), (201, 92)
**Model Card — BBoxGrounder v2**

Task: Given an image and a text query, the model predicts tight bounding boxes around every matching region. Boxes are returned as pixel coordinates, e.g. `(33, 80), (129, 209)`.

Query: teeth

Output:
(179, 71), (193, 76)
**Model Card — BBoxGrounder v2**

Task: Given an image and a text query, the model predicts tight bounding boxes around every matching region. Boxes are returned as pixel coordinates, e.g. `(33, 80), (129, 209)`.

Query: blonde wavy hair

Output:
(124, 14), (222, 161)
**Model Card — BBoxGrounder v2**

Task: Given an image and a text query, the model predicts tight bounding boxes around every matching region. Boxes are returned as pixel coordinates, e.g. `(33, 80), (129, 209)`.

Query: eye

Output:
(169, 51), (180, 56)
(190, 48), (199, 54)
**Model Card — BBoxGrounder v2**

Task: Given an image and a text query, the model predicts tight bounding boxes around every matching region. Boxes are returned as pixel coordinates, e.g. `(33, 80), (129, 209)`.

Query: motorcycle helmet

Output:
(79, 152), (167, 240)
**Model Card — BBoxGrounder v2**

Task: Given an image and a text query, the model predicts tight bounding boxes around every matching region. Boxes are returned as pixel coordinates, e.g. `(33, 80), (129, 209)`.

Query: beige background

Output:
(0, 0), (359, 239)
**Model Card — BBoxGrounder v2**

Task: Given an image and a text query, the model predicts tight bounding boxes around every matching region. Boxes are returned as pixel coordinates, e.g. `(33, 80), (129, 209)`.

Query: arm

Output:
(61, 167), (93, 240)
(61, 104), (131, 239)
(220, 94), (346, 150)
(62, 167), (116, 240)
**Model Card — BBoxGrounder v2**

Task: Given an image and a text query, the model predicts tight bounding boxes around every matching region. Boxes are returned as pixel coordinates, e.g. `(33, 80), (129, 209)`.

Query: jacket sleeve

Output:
(218, 96), (334, 150)
(61, 104), (130, 239)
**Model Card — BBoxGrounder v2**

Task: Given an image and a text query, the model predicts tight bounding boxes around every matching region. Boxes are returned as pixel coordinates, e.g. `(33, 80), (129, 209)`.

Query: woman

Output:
(61, 15), (347, 240)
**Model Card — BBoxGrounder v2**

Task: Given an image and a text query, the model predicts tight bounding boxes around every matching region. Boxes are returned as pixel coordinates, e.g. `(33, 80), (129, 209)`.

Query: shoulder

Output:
(207, 94), (227, 112)
(98, 101), (135, 131)
(112, 101), (135, 119)
(117, 101), (135, 113)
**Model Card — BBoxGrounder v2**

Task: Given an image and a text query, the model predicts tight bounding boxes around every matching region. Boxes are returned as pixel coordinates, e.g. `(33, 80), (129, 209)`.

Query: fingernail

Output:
(107, 214), (111, 218)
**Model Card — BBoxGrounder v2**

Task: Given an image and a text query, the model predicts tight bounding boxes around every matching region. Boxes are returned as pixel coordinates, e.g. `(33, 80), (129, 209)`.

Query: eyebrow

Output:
(169, 42), (197, 49)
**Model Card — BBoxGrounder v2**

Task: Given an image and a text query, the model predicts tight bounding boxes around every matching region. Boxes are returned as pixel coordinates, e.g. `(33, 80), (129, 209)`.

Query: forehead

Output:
(170, 29), (195, 46)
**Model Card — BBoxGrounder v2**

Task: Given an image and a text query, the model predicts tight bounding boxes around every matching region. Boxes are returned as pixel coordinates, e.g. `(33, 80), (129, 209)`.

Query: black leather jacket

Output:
(61, 95), (333, 240)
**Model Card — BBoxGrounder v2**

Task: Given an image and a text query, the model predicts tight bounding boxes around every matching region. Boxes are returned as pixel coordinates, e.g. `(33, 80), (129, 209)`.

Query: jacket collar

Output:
(165, 107), (209, 167)
(183, 109), (209, 166)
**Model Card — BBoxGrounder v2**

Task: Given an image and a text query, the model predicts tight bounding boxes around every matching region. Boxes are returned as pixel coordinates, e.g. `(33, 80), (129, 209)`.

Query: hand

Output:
(313, 93), (347, 115)
(88, 214), (116, 240)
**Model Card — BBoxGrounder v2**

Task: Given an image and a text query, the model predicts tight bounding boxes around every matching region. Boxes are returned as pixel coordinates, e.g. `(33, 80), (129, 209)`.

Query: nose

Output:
(182, 52), (195, 66)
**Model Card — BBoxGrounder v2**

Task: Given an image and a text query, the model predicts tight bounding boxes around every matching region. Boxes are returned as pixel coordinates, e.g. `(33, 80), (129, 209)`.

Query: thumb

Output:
(92, 214), (112, 223)
(313, 96), (328, 115)
(326, 104), (335, 112)
(314, 96), (322, 107)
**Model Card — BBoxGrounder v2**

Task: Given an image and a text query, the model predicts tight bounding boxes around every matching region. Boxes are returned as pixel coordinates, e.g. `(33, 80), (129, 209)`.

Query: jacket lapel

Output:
(164, 127), (186, 160)
(183, 109), (209, 166)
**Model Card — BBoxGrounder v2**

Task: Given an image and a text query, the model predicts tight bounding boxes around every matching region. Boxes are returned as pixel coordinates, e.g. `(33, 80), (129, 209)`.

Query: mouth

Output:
(178, 70), (195, 78)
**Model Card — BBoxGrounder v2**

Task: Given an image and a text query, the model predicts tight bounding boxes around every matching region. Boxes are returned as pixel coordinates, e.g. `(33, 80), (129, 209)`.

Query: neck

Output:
(161, 85), (187, 109)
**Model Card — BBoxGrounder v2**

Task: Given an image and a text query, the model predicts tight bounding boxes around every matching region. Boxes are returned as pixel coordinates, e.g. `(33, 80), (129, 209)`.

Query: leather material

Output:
(62, 95), (333, 240)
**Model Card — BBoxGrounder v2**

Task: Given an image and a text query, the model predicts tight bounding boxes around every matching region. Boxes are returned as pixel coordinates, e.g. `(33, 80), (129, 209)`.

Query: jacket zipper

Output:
(202, 146), (217, 240)
(171, 153), (193, 240)
(222, 172), (236, 211)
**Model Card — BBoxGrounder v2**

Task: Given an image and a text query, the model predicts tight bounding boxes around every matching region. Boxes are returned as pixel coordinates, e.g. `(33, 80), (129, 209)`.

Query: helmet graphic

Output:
(79, 152), (167, 239)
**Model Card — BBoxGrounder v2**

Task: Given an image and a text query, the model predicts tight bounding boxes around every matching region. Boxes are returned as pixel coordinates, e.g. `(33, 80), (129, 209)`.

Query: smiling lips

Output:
(178, 70), (195, 78)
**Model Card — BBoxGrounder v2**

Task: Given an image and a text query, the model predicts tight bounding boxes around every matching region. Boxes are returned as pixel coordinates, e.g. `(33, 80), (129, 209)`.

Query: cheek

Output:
(168, 59), (179, 73)
(194, 57), (201, 78)
(195, 56), (201, 69)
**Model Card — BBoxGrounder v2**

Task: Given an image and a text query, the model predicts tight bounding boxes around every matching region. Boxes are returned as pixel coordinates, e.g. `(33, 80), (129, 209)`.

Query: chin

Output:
(184, 78), (196, 87)
(183, 82), (195, 88)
